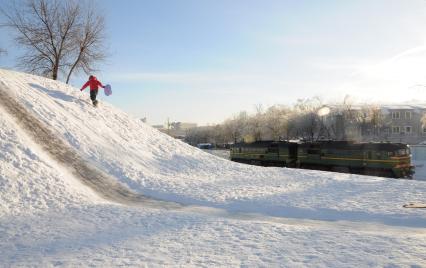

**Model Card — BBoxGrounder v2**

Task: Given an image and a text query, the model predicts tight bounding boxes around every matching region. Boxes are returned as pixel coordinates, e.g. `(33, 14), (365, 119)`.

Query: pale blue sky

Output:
(1, 0), (426, 125)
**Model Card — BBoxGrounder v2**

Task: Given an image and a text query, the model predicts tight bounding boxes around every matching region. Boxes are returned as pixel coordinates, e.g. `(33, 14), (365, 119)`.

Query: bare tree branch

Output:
(65, 5), (107, 83)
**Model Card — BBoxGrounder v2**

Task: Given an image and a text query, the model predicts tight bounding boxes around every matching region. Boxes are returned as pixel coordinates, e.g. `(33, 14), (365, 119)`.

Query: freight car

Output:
(230, 140), (414, 179)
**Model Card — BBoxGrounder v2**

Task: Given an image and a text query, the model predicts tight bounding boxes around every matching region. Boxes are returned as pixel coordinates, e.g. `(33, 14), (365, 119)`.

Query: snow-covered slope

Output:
(1, 68), (425, 267)
(1, 68), (425, 220)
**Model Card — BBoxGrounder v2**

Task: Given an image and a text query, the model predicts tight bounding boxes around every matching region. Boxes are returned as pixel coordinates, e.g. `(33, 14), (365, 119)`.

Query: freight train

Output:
(230, 140), (414, 178)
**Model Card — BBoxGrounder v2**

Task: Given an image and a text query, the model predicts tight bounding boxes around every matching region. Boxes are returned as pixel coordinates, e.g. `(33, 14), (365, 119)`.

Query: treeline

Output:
(185, 97), (385, 146)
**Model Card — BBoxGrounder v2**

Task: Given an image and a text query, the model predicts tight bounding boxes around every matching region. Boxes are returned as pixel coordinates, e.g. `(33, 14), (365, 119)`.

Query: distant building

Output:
(152, 124), (165, 130)
(179, 122), (198, 129)
(151, 121), (198, 139)
(380, 104), (426, 144)
(327, 104), (426, 144)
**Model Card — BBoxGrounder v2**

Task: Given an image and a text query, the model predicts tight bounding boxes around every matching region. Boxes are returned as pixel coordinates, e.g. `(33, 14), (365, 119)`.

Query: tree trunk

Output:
(52, 57), (59, 80)
(52, 66), (58, 80)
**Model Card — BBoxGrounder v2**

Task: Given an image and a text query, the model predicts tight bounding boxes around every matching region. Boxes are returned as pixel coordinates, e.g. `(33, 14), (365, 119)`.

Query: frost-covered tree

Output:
(263, 105), (292, 140)
(291, 97), (323, 141)
(223, 112), (249, 143)
(358, 104), (385, 140)
(245, 104), (264, 141)
(183, 96), (397, 145)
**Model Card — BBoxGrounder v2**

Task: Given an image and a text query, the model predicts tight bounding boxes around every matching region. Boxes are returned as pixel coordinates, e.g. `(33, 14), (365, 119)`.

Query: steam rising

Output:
(317, 106), (331, 116)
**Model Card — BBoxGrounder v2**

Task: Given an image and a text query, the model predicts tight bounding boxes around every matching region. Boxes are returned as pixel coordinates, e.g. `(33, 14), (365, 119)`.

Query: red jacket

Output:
(81, 76), (104, 91)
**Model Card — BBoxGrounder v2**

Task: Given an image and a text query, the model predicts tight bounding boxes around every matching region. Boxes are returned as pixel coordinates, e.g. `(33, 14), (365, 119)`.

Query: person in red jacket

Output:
(80, 75), (105, 106)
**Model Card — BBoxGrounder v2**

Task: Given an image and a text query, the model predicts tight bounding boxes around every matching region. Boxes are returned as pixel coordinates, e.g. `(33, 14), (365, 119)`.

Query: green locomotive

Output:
(230, 140), (414, 179)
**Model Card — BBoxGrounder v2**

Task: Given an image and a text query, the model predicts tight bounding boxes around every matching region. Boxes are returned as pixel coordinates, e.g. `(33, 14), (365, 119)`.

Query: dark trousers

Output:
(90, 89), (98, 103)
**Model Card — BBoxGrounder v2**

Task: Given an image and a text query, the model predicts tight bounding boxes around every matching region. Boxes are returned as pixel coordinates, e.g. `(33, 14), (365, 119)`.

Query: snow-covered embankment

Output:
(0, 68), (425, 267)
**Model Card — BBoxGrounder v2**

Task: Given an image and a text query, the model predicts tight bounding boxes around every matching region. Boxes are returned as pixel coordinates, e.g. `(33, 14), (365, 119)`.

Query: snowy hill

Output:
(0, 68), (425, 267)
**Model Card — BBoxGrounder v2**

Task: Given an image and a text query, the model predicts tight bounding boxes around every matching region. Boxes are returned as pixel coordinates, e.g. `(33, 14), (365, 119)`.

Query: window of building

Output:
(392, 111), (400, 119)
(392, 126), (400, 134)
(405, 126), (412, 134)
(423, 127), (426, 134)
(405, 111), (412, 119)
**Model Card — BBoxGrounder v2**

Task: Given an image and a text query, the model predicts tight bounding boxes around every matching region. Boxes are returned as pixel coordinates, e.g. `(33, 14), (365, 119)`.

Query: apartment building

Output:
(328, 104), (426, 144)
(152, 121), (198, 139)
(379, 104), (426, 144)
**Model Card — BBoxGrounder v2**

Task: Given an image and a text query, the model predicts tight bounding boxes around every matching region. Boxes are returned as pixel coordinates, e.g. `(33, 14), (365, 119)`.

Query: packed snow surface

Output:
(0, 68), (425, 267)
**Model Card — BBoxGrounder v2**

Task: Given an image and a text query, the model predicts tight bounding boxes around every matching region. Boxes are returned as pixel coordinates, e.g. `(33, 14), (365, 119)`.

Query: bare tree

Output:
(65, 6), (106, 83)
(1, 0), (106, 82)
(321, 109), (342, 140)
(292, 97), (323, 141)
(263, 105), (291, 140)
(223, 112), (248, 143)
(1, 0), (78, 79)
(245, 105), (264, 141)
(185, 127), (209, 145)
(211, 124), (227, 145)
(0, 48), (6, 56)
(357, 104), (384, 141)
(340, 95), (364, 140)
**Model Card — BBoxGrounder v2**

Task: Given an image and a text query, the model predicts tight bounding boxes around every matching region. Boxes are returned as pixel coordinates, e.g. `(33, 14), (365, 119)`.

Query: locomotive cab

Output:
(388, 145), (414, 178)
